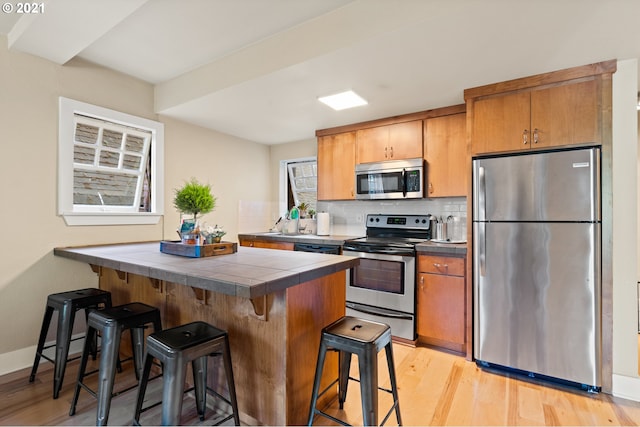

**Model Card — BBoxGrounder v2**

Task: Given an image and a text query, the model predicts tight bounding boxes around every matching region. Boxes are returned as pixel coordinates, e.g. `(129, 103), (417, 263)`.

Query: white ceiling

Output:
(2, 0), (639, 144)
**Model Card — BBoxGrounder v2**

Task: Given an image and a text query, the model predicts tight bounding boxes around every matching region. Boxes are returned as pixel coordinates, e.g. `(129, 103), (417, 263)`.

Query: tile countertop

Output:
(239, 232), (468, 255)
(238, 232), (361, 246)
(416, 241), (468, 255)
(53, 241), (359, 299)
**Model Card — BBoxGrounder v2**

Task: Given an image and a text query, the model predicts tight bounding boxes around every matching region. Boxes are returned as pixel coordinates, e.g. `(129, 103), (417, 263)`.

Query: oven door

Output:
(343, 250), (415, 315)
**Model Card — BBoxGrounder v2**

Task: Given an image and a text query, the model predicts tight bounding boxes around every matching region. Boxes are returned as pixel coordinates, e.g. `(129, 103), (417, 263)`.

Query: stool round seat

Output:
(69, 302), (162, 426)
(133, 321), (240, 426)
(29, 288), (112, 399)
(307, 316), (402, 426)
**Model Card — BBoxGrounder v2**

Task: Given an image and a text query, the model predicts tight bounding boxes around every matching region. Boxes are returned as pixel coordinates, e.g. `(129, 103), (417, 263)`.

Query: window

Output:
(286, 158), (317, 212)
(278, 157), (317, 216)
(58, 97), (164, 225)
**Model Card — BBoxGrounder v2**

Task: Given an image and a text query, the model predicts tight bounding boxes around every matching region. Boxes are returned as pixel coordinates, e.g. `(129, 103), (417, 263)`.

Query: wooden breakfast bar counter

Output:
(54, 242), (359, 426)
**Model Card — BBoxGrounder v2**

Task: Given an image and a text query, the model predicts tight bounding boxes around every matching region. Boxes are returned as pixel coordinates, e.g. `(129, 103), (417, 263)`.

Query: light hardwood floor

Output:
(2, 343), (640, 426)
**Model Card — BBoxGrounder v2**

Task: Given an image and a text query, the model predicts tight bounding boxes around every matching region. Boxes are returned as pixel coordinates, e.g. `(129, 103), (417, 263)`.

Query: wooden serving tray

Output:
(160, 240), (237, 258)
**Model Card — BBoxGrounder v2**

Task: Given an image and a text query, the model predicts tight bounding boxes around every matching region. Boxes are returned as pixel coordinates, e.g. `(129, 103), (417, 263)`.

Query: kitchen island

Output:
(54, 242), (359, 426)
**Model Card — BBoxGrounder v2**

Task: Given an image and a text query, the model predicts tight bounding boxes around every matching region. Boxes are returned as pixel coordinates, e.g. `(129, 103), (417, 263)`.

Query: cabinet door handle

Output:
(390, 146), (394, 158)
(522, 129), (529, 145)
(420, 275), (424, 290)
(433, 263), (448, 269)
(385, 146), (388, 158)
(533, 128), (539, 144)
(429, 182), (434, 194)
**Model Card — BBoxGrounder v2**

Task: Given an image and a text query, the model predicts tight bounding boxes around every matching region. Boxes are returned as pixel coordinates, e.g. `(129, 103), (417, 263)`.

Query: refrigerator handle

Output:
(478, 222), (486, 275)
(478, 166), (486, 221)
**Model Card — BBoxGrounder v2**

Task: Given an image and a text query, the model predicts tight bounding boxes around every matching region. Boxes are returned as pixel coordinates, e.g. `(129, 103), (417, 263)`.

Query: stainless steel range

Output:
(342, 214), (432, 341)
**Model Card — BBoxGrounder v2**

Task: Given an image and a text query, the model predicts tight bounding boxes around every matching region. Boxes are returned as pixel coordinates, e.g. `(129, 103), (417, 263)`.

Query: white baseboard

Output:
(612, 373), (640, 402)
(0, 334), (85, 377)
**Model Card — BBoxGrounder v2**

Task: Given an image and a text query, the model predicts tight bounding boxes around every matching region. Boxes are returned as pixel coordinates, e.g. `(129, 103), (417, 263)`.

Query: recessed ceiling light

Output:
(318, 90), (368, 111)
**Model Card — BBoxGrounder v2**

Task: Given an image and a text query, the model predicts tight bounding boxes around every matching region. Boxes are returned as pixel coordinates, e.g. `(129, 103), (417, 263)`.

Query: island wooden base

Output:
(96, 267), (345, 426)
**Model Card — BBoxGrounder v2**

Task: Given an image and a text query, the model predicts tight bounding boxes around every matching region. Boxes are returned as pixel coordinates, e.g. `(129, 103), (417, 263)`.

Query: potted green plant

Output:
(297, 202), (309, 219)
(173, 178), (216, 243)
(201, 224), (227, 244)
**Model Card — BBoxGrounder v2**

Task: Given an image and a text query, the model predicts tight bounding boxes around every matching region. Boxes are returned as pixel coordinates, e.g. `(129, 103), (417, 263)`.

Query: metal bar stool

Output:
(69, 302), (162, 426)
(307, 316), (402, 426)
(133, 321), (240, 426)
(29, 288), (112, 399)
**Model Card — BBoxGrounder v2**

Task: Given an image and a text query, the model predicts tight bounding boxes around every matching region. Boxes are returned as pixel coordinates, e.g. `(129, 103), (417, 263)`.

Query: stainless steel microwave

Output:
(355, 158), (424, 200)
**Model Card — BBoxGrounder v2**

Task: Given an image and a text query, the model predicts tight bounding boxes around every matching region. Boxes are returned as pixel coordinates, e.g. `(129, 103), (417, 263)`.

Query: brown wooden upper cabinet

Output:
(317, 131), (356, 200)
(356, 120), (423, 163)
(465, 60), (616, 155)
(424, 112), (466, 197)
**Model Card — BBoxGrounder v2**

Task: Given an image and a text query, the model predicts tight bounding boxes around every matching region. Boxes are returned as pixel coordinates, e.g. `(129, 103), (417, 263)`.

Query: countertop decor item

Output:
(173, 178), (216, 244)
(173, 178), (216, 225)
(201, 223), (226, 244)
(297, 202), (309, 218)
(160, 240), (237, 258)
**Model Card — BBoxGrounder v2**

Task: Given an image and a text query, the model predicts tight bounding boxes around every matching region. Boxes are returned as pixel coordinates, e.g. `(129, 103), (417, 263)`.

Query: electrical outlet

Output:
(356, 214), (364, 223)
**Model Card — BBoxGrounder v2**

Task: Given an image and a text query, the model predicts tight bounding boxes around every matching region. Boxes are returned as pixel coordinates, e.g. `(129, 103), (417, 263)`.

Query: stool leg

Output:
(221, 336), (240, 425)
(95, 324), (122, 426)
(192, 356), (208, 421)
(130, 327), (146, 380)
(70, 326), (96, 416)
(84, 307), (99, 360)
(358, 346), (379, 427)
(161, 358), (187, 426)
(338, 350), (352, 409)
(29, 306), (54, 383)
(133, 353), (155, 425)
(385, 343), (402, 426)
(53, 302), (77, 399)
(307, 339), (328, 426)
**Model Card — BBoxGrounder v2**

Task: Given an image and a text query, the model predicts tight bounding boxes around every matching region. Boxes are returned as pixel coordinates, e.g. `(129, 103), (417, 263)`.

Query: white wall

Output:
(268, 138), (317, 223)
(0, 36), (270, 374)
(160, 116), (270, 239)
(611, 59), (640, 400)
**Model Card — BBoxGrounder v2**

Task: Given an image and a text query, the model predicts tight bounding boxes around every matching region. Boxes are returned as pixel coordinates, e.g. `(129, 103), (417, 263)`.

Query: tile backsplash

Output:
(316, 197), (467, 236)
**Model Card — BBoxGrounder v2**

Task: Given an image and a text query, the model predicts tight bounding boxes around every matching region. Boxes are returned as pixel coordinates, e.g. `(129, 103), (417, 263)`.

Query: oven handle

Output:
(342, 246), (415, 257)
(346, 302), (413, 320)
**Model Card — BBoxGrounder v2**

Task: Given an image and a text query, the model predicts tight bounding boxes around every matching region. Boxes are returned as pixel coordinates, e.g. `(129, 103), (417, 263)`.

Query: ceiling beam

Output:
(8, 0), (149, 64)
(154, 0), (438, 113)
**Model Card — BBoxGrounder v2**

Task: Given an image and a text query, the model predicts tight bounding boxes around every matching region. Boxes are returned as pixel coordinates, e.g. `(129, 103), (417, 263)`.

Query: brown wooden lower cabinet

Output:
(96, 266), (344, 426)
(417, 254), (466, 354)
(239, 238), (294, 250)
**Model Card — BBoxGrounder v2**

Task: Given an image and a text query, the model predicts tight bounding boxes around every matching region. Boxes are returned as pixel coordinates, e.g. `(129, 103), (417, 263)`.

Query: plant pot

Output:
(204, 235), (223, 244)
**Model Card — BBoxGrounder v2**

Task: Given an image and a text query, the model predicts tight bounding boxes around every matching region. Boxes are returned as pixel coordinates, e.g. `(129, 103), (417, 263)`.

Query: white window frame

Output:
(58, 97), (164, 226)
(279, 156), (317, 215)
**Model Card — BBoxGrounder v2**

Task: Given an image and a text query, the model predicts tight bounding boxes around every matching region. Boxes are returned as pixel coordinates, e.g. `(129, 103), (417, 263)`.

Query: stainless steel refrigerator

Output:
(472, 146), (601, 391)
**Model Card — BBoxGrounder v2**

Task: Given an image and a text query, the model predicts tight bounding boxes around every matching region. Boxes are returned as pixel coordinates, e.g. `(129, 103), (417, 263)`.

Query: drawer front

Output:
(418, 255), (464, 276)
(240, 239), (294, 251)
